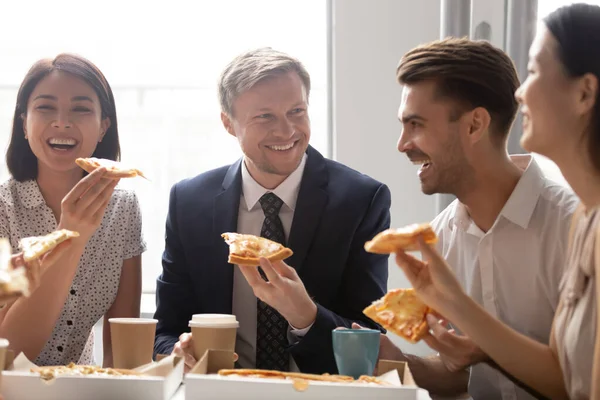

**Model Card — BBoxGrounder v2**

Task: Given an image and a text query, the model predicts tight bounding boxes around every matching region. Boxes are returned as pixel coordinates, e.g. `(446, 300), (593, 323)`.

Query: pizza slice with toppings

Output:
(32, 363), (141, 381)
(75, 157), (147, 179)
(364, 223), (438, 254)
(221, 233), (293, 266)
(363, 288), (432, 343)
(19, 229), (79, 263)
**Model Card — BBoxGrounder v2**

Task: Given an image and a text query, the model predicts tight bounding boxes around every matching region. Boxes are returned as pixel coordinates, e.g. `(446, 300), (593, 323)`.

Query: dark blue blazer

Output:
(153, 146), (390, 374)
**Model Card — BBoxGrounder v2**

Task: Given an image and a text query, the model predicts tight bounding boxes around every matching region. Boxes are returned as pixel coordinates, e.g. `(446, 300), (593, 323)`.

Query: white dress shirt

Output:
(431, 157), (579, 400)
(232, 154), (309, 371)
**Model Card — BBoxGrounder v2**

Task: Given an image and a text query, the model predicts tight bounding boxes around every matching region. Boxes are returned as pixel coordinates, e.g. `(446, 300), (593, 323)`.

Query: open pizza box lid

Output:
(1, 352), (183, 400)
(185, 350), (431, 399)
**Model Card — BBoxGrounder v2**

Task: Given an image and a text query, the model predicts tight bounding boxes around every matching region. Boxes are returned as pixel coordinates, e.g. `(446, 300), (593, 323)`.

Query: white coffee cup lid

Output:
(108, 318), (158, 324)
(189, 314), (239, 328)
(0, 338), (9, 348)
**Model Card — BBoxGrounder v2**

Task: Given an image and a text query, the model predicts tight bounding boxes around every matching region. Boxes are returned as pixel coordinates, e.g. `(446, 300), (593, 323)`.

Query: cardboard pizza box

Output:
(184, 350), (432, 399)
(1, 353), (183, 400)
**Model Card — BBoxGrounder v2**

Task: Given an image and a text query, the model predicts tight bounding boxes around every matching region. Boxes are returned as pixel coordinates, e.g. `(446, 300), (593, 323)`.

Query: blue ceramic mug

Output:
(332, 328), (380, 379)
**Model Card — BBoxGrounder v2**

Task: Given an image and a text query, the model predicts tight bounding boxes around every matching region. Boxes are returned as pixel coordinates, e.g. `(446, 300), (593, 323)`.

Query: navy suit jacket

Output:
(154, 146), (390, 374)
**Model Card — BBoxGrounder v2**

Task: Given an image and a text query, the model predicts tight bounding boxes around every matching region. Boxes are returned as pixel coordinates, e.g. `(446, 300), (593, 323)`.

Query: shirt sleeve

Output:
(122, 190), (147, 260)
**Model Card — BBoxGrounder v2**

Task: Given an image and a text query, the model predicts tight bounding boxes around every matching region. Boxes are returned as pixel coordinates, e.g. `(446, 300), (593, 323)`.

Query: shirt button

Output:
(70, 289), (76, 295)
(57, 346), (63, 352)
(67, 320), (73, 326)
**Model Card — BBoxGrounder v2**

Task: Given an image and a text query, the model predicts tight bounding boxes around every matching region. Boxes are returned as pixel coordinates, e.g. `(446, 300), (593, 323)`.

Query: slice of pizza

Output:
(364, 223), (437, 254)
(363, 288), (432, 344)
(75, 157), (147, 180)
(0, 238), (29, 297)
(221, 233), (293, 266)
(32, 362), (140, 381)
(19, 229), (79, 263)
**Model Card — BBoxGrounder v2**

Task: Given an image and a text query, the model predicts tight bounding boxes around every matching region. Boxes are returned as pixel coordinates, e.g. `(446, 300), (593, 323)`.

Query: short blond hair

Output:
(218, 47), (311, 116)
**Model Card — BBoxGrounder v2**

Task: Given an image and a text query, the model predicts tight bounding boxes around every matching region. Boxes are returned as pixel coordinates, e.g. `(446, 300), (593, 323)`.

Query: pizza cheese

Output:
(31, 363), (140, 381)
(364, 223), (437, 254)
(217, 369), (388, 388)
(363, 288), (432, 343)
(221, 233), (293, 266)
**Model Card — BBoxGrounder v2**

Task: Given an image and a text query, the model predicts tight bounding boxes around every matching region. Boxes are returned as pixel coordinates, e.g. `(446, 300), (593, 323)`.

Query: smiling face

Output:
(23, 70), (110, 175)
(515, 25), (586, 161)
(221, 71), (310, 188)
(397, 81), (475, 195)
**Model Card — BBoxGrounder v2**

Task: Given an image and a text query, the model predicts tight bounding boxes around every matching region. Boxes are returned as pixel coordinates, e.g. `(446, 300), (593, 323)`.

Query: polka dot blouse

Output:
(0, 179), (146, 366)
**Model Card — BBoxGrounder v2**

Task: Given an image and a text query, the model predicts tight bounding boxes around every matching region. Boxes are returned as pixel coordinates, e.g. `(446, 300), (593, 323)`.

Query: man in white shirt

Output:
(375, 38), (579, 399)
(154, 47), (391, 374)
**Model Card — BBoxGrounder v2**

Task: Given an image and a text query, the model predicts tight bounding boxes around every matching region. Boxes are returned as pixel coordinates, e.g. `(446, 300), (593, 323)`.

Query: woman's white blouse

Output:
(0, 178), (146, 366)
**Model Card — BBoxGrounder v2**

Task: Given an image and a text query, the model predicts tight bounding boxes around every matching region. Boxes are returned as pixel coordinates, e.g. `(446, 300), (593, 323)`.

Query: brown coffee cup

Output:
(0, 338), (8, 371)
(188, 314), (239, 361)
(109, 318), (157, 369)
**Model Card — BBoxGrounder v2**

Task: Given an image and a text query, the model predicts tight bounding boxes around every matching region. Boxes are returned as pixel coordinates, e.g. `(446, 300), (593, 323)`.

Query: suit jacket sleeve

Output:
(153, 183), (195, 357)
(290, 183), (391, 373)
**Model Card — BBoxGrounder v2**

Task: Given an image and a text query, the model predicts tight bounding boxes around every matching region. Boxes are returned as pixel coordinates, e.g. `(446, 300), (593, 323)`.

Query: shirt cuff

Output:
(287, 321), (315, 343)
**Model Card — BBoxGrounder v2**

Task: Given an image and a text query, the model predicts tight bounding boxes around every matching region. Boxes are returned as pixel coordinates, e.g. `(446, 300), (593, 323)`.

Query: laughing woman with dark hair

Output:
(0, 54), (145, 367)
(395, 3), (600, 400)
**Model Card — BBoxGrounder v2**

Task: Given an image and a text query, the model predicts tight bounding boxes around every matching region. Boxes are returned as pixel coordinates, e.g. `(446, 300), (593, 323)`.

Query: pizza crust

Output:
(364, 223), (437, 254)
(221, 233), (293, 266)
(363, 288), (431, 344)
(218, 369), (388, 386)
(19, 229), (79, 263)
(75, 158), (147, 179)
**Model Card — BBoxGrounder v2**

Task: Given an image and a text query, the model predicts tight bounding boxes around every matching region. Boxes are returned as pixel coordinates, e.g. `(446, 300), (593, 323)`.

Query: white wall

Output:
(331, 0), (440, 356)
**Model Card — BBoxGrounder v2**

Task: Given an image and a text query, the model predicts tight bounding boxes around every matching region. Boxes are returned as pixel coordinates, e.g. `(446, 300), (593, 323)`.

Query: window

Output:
(0, 0), (329, 302)
(538, 0), (600, 19)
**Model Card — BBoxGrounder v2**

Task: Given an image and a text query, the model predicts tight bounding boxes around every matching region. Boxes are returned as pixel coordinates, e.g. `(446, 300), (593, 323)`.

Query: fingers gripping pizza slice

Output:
(0, 238), (29, 297)
(364, 223), (438, 254)
(221, 233), (293, 266)
(363, 288), (432, 344)
(19, 229), (79, 263)
(75, 157), (148, 180)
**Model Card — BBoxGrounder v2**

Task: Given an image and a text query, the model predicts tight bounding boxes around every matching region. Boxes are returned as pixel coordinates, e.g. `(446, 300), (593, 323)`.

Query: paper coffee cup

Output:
(109, 318), (157, 369)
(188, 314), (239, 361)
(0, 338), (8, 372)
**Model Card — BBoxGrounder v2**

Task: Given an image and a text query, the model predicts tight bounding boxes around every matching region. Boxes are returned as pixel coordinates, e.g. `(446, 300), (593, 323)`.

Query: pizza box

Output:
(183, 350), (432, 399)
(1, 353), (183, 400)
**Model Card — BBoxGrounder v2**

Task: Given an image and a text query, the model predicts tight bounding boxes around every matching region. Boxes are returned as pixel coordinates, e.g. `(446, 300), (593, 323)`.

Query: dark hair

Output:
(6, 53), (121, 181)
(544, 3), (600, 172)
(396, 37), (520, 145)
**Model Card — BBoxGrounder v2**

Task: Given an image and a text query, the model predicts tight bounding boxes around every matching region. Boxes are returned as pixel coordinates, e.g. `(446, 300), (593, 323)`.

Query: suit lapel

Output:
(211, 159), (243, 314)
(287, 146), (329, 273)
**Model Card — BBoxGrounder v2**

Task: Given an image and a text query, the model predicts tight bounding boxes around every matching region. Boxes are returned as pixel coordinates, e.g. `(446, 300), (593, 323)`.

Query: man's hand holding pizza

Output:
(222, 233), (317, 330)
(238, 258), (317, 330)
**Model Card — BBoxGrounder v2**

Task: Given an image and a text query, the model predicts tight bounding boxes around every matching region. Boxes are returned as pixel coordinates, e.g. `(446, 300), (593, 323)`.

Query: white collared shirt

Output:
(431, 157), (579, 400)
(232, 154), (308, 370)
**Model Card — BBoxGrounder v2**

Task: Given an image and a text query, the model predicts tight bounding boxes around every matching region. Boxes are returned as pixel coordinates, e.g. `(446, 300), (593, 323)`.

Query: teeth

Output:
(49, 138), (77, 146)
(268, 142), (294, 151)
(411, 159), (431, 165)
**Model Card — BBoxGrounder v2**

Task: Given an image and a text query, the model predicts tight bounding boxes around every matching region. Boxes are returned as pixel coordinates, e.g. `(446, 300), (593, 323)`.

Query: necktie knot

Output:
(259, 192), (284, 218)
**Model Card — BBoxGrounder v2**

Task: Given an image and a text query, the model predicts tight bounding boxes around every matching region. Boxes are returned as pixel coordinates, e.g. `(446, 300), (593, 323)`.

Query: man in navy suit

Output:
(153, 47), (391, 374)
